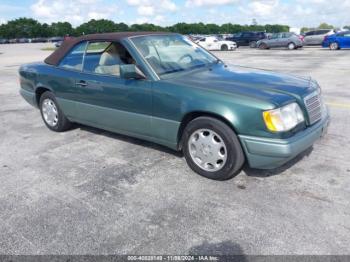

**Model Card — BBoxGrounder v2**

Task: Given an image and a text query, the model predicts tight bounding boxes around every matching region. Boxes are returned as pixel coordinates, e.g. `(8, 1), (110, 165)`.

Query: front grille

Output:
(304, 91), (322, 125)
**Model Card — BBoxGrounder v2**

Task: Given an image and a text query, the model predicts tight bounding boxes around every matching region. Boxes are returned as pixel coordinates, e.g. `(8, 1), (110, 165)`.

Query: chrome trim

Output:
(304, 91), (322, 125)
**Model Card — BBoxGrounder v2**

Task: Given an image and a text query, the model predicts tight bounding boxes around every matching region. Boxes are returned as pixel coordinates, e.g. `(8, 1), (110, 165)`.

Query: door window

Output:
(305, 31), (315, 36)
(59, 41), (87, 71)
(242, 33), (252, 37)
(83, 42), (137, 77)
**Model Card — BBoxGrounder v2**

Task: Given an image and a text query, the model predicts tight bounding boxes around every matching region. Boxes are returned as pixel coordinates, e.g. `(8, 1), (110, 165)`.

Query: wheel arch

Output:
(177, 111), (239, 150)
(34, 86), (53, 106)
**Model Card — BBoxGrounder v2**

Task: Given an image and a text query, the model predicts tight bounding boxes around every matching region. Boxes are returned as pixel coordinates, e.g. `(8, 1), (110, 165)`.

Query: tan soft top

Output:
(44, 31), (174, 66)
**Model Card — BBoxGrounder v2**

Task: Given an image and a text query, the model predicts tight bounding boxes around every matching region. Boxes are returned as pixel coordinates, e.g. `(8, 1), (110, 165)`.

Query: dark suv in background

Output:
(226, 31), (266, 48)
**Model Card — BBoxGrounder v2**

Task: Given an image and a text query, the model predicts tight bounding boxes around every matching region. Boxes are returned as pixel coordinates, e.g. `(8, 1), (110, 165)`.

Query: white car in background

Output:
(196, 36), (237, 51)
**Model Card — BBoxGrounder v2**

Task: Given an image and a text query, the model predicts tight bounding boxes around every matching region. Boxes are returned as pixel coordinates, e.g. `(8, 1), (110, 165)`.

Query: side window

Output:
(59, 41), (87, 70)
(83, 41), (111, 73)
(200, 38), (206, 42)
(270, 33), (278, 39)
(84, 42), (136, 77)
(305, 31), (314, 36)
(344, 33), (350, 37)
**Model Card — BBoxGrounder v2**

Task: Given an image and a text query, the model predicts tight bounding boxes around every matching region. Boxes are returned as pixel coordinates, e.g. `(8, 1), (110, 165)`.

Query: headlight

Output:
(263, 103), (304, 132)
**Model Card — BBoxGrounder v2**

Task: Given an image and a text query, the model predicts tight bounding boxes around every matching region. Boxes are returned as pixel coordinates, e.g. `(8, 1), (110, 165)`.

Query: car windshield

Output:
(130, 34), (218, 77)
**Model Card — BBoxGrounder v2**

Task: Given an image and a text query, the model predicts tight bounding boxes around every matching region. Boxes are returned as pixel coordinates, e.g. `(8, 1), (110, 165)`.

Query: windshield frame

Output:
(128, 33), (221, 79)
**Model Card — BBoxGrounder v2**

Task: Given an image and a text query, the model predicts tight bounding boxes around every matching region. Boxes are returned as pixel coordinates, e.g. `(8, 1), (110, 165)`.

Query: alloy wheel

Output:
(42, 98), (58, 127)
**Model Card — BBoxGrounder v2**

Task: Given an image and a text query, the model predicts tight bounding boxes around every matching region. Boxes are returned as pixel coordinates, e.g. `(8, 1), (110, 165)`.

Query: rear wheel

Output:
(288, 42), (296, 50)
(259, 43), (268, 49)
(329, 42), (339, 50)
(39, 91), (72, 132)
(221, 44), (228, 51)
(182, 117), (245, 180)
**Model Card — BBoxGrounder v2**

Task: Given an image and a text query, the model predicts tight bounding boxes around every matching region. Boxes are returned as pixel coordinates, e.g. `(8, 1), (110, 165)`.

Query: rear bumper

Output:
(238, 111), (330, 169)
(20, 88), (37, 108)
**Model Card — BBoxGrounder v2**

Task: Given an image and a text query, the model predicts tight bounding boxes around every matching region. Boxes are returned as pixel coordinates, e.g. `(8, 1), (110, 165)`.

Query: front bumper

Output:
(20, 88), (37, 108)
(238, 110), (330, 169)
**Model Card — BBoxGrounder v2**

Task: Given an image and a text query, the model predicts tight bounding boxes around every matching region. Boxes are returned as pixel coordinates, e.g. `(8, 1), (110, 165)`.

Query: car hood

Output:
(164, 63), (315, 105)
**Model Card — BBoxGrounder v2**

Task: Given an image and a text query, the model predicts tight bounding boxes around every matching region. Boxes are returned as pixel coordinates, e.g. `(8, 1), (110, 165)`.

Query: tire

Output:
(249, 41), (257, 48)
(329, 42), (339, 50)
(258, 43), (268, 49)
(39, 91), (72, 132)
(288, 42), (296, 50)
(182, 117), (245, 180)
(221, 44), (228, 51)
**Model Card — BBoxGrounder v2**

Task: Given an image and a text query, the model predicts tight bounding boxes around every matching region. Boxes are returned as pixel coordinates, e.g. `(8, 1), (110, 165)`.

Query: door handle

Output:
(76, 80), (88, 87)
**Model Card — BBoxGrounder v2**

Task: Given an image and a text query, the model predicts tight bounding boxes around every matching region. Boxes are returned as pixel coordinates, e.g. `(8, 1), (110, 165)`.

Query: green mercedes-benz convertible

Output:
(19, 32), (329, 180)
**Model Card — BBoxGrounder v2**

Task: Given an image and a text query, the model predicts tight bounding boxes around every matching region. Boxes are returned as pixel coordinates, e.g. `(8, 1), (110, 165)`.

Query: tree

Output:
(75, 19), (118, 35)
(0, 17), (293, 38)
(51, 22), (73, 36)
(344, 25), (350, 30)
(318, 23), (334, 29)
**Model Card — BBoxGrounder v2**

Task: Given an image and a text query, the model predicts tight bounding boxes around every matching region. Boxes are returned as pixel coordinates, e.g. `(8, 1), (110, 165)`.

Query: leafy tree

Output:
(0, 17), (292, 39)
(343, 25), (350, 30)
(129, 23), (164, 32)
(51, 22), (73, 36)
(318, 23), (334, 29)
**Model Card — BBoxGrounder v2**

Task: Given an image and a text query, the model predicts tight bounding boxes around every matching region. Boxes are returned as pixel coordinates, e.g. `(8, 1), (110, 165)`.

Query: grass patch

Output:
(41, 47), (56, 51)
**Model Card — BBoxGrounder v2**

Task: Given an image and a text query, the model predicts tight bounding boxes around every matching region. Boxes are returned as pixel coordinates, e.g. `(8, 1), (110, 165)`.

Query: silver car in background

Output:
(257, 32), (304, 50)
(304, 29), (335, 45)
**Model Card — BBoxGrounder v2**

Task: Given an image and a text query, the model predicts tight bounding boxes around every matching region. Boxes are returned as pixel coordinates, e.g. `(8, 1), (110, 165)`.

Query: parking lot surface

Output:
(0, 43), (349, 255)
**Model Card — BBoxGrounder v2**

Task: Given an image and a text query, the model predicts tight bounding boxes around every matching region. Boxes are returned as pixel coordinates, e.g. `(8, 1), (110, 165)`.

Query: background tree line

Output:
(1, 17), (349, 39)
(0, 17), (290, 38)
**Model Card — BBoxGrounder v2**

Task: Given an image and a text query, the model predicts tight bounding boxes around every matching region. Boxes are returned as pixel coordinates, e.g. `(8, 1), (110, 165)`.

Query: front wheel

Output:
(329, 42), (339, 50)
(182, 117), (245, 180)
(258, 43), (268, 49)
(39, 91), (72, 132)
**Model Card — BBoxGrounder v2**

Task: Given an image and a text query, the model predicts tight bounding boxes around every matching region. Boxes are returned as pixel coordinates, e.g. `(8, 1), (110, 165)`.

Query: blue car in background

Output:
(322, 31), (350, 50)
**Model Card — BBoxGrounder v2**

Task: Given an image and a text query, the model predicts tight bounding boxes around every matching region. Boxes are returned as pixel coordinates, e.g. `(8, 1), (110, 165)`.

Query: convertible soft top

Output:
(44, 31), (174, 66)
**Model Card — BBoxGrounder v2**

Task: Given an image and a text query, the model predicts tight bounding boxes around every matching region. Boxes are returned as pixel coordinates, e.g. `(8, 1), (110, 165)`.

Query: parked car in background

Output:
(323, 31), (350, 50)
(0, 38), (9, 44)
(32, 37), (48, 43)
(18, 38), (29, 43)
(226, 31), (266, 48)
(19, 32), (329, 180)
(257, 32), (303, 50)
(304, 29), (335, 45)
(195, 36), (237, 51)
(55, 41), (63, 48)
(9, 38), (18, 44)
(48, 37), (64, 43)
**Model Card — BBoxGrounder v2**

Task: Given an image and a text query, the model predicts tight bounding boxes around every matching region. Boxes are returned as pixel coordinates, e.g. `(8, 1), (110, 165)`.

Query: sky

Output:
(0, 0), (350, 28)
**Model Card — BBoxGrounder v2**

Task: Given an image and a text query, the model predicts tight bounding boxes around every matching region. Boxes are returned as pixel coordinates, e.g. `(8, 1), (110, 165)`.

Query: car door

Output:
(74, 41), (153, 138)
(278, 33), (290, 47)
(242, 32), (252, 45)
(268, 33), (280, 47)
(341, 32), (350, 47)
(198, 37), (208, 49)
(54, 41), (89, 119)
(304, 31), (315, 45)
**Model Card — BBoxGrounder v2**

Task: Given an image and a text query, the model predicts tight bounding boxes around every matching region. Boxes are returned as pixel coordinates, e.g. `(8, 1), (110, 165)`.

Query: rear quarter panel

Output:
(19, 62), (78, 118)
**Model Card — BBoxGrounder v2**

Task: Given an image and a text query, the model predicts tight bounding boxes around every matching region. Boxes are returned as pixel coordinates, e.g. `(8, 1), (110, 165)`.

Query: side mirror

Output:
(120, 64), (146, 80)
